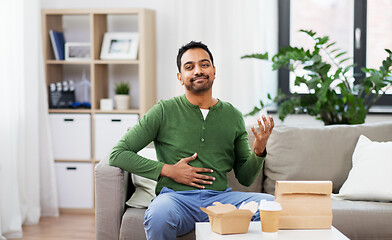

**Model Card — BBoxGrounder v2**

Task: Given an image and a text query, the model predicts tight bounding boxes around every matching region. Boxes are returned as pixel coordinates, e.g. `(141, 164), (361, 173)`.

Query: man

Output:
(110, 41), (274, 240)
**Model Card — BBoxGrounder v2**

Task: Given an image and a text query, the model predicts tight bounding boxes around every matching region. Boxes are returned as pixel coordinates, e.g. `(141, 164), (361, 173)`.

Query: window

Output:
(290, 0), (354, 94)
(367, 0), (392, 94)
(278, 0), (392, 106)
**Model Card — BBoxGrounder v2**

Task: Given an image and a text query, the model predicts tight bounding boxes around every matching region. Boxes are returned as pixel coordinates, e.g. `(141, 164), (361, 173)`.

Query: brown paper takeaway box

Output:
(274, 181), (333, 229)
(200, 201), (258, 234)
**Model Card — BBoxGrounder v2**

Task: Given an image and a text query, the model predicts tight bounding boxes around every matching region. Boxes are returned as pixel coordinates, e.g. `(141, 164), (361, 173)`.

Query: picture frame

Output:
(100, 32), (139, 60)
(65, 42), (91, 61)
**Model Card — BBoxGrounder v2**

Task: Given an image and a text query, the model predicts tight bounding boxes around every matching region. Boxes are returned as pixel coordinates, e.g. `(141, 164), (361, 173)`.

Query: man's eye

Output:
(185, 65), (193, 70)
(202, 63), (210, 67)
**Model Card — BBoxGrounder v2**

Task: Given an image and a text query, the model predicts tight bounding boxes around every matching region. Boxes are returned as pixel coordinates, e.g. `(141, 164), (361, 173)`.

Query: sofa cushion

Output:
(226, 170), (263, 192)
(331, 199), (392, 240)
(120, 208), (148, 240)
(335, 135), (392, 202)
(126, 148), (157, 208)
(263, 122), (392, 195)
(120, 208), (195, 240)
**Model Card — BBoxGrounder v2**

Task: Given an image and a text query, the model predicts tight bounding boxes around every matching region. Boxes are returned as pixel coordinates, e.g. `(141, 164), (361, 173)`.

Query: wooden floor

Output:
(16, 213), (95, 240)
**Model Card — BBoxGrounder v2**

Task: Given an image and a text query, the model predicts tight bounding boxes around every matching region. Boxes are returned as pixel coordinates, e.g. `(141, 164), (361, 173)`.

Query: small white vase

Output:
(114, 94), (130, 110)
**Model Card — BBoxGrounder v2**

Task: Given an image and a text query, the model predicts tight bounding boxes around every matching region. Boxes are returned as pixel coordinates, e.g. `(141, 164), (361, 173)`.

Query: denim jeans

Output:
(144, 187), (274, 240)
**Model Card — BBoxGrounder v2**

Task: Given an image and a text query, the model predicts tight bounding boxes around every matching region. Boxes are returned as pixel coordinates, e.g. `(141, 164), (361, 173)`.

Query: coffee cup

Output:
(259, 200), (282, 233)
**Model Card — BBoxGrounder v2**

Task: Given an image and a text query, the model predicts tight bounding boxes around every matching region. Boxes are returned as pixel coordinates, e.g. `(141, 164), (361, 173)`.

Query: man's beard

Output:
(184, 74), (214, 94)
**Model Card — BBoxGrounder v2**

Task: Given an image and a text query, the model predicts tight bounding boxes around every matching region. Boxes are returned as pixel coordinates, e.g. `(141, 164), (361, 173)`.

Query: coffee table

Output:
(196, 222), (349, 240)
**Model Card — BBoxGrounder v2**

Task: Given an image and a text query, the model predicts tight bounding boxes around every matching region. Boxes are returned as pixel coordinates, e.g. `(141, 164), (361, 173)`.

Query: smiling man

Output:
(109, 41), (274, 240)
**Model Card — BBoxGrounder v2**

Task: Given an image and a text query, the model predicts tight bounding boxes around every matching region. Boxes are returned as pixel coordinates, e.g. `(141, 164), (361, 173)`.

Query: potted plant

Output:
(114, 81), (130, 110)
(242, 30), (392, 125)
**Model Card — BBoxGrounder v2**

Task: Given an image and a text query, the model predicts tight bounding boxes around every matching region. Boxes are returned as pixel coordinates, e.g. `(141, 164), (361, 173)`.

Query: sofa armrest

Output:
(95, 155), (129, 240)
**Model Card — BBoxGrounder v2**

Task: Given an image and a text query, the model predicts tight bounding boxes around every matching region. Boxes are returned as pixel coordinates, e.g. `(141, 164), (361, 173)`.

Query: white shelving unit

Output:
(42, 8), (156, 213)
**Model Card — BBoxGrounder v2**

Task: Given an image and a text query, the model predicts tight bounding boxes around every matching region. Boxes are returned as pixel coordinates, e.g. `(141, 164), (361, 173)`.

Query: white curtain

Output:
(0, 0), (59, 239)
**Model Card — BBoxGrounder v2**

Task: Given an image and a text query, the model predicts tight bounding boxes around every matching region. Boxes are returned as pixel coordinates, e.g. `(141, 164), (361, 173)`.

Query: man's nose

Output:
(194, 64), (202, 75)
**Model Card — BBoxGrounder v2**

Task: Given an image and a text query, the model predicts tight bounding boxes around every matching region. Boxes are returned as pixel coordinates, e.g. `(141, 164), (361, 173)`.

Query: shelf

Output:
(93, 109), (140, 114)
(46, 60), (91, 65)
(49, 109), (92, 113)
(55, 159), (93, 163)
(42, 8), (145, 15)
(42, 8), (156, 211)
(49, 109), (140, 114)
(94, 60), (140, 65)
(46, 60), (140, 65)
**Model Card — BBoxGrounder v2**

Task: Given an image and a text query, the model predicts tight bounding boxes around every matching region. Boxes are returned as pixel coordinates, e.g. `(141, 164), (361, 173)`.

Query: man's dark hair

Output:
(177, 41), (214, 72)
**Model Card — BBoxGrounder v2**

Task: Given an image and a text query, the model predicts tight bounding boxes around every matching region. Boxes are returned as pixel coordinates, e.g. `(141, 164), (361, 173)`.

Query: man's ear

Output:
(177, 72), (184, 85)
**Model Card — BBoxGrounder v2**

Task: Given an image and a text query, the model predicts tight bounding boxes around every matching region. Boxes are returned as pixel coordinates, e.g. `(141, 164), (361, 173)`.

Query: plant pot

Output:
(114, 94), (130, 110)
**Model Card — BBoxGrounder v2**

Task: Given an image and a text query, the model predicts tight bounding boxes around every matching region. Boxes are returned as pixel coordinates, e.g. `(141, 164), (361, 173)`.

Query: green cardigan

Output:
(109, 95), (265, 195)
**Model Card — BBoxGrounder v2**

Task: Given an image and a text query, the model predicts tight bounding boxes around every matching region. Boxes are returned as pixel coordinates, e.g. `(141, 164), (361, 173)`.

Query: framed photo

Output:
(100, 32), (139, 60)
(65, 42), (91, 61)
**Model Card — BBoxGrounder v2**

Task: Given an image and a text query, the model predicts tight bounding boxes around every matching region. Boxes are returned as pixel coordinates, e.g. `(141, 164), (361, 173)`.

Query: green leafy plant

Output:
(242, 30), (392, 125)
(115, 82), (130, 95)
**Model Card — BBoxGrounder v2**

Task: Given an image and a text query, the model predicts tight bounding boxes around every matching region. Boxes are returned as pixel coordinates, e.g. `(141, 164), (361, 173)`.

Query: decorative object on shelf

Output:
(65, 42), (91, 61)
(100, 32), (139, 60)
(75, 70), (91, 104)
(100, 98), (113, 111)
(69, 101), (91, 109)
(114, 81), (130, 110)
(48, 82), (62, 108)
(242, 30), (392, 125)
(49, 80), (75, 108)
(49, 29), (65, 60)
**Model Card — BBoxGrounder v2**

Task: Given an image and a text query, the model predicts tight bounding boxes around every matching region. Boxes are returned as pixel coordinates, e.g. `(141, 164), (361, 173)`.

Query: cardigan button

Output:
(201, 138), (205, 142)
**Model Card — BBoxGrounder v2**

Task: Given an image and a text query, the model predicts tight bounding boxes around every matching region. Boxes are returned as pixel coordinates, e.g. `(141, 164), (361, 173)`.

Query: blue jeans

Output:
(144, 187), (274, 240)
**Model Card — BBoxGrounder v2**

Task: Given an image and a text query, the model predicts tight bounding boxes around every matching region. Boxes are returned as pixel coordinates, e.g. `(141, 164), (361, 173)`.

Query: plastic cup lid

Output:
(259, 200), (282, 211)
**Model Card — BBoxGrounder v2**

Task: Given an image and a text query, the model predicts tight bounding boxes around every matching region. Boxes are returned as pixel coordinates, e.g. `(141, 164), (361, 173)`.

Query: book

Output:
(49, 30), (65, 60)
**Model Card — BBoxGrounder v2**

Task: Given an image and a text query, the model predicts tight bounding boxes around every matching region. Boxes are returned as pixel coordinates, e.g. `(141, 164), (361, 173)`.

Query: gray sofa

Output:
(95, 121), (392, 240)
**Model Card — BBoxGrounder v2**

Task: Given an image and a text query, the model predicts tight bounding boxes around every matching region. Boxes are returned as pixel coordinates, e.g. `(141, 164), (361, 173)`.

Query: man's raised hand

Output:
(251, 115), (274, 157)
(160, 153), (215, 189)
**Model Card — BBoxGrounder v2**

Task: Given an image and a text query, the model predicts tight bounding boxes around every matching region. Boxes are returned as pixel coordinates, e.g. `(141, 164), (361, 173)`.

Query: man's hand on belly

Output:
(160, 153), (215, 189)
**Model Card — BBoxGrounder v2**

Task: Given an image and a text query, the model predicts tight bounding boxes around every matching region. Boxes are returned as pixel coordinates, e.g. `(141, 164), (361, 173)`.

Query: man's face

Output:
(177, 48), (215, 94)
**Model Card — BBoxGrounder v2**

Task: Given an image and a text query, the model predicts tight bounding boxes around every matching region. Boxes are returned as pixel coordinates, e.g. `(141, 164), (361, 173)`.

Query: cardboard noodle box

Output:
(200, 201), (258, 235)
(274, 181), (333, 229)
